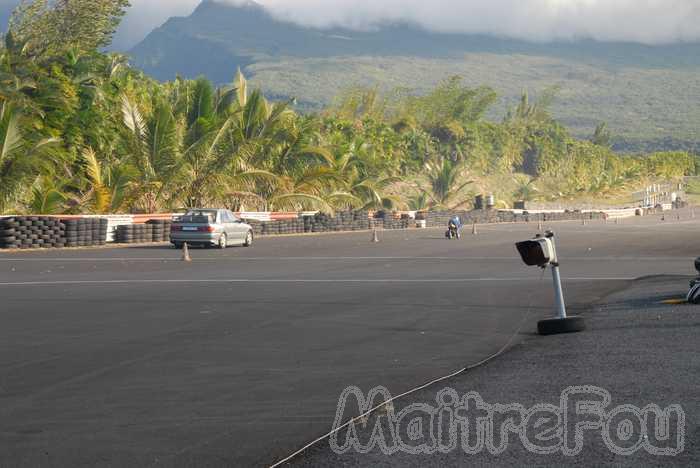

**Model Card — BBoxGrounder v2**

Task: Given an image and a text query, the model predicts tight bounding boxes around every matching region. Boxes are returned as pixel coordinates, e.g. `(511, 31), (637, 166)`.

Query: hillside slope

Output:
(127, 0), (700, 151)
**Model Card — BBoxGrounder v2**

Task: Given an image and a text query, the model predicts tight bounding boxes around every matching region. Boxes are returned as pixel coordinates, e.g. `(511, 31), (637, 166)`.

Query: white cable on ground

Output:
(269, 270), (545, 467)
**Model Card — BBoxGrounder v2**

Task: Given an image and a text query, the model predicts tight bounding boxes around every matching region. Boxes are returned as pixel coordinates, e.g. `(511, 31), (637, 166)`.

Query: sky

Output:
(5, 0), (700, 49)
(113, 0), (201, 49)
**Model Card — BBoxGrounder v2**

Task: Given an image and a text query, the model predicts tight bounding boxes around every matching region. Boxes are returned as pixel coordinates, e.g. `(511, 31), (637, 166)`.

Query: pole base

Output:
(538, 316), (586, 336)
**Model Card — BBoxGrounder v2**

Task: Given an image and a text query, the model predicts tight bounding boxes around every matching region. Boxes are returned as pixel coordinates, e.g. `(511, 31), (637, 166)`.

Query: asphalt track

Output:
(0, 215), (697, 467)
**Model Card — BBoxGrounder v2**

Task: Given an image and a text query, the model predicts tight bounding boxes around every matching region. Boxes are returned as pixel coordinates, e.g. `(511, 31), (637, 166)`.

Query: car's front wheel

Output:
(218, 233), (227, 249)
(244, 230), (253, 247)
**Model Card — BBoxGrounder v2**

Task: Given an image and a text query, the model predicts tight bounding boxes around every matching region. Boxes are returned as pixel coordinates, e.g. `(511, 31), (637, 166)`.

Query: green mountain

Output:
(94, 1), (700, 151)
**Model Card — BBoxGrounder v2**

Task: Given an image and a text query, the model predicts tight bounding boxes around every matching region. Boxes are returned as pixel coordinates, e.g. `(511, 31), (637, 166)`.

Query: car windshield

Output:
(180, 210), (217, 223)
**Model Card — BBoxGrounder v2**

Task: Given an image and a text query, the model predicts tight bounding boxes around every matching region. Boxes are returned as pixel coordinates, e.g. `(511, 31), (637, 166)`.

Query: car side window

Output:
(226, 211), (237, 223)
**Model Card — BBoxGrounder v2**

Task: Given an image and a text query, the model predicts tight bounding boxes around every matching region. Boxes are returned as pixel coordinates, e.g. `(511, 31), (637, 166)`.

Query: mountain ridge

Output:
(128, 1), (700, 152)
(132, 0), (700, 79)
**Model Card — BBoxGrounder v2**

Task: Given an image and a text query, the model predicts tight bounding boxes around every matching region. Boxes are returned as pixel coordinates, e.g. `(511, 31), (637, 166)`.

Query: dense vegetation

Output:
(132, 0), (700, 152)
(0, 0), (695, 215)
(246, 55), (700, 154)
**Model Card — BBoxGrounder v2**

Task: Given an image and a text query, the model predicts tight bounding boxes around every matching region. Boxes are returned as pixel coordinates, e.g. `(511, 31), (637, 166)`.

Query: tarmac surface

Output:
(292, 277), (699, 467)
(0, 214), (698, 467)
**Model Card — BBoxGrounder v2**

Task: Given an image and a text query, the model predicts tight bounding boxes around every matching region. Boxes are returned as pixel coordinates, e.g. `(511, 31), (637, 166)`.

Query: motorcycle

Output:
(688, 257), (700, 304)
(445, 222), (461, 240)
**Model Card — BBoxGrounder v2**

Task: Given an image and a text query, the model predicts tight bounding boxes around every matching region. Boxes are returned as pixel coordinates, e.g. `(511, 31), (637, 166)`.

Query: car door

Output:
(227, 210), (247, 242)
(220, 211), (235, 240)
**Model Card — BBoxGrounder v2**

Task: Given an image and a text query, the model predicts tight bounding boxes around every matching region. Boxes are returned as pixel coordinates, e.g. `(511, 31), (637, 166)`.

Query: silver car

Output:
(170, 209), (254, 249)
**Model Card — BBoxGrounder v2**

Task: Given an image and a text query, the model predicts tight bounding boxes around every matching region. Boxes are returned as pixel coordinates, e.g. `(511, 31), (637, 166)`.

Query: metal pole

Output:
(551, 264), (567, 319)
(546, 232), (567, 319)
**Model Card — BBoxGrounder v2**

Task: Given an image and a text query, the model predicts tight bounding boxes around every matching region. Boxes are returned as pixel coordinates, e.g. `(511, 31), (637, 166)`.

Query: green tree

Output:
(512, 174), (539, 202)
(121, 94), (182, 212)
(421, 159), (473, 209)
(10, 0), (130, 57)
(0, 102), (60, 212)
(592, 122), (612, 148)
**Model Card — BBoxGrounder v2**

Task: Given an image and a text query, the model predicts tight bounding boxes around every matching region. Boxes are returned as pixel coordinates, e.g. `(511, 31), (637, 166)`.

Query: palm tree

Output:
(26, 175), (67, 214)
(72, 146), (135, 213)
(224, 71), (352, 211)
(78, 146), (111, 213)
(180, 114), (279, 209)
(408, 191), (430, 211)
(421, 159), (473, 209)
(267, 163), (358, 213)
(318, 135), (403, 210)
(0, 33), (44, 115)
(121, 94), (182, 212)
(512, 174), (539, 202)
(0, 102), (60, 213)
(349, 177), (402, 210)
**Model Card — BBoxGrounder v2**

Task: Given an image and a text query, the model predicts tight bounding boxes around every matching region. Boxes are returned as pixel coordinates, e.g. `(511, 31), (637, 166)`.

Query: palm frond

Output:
(270, 193), (335, 213)
(121, 95), (146, 138)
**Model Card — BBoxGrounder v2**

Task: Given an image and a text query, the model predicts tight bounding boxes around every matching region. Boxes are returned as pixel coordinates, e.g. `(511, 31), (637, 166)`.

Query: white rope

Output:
(269, 269), (546, 467)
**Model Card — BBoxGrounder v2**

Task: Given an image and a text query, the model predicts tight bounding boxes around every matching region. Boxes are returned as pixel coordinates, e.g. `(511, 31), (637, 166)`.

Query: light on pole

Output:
(516, 231), (587, 335)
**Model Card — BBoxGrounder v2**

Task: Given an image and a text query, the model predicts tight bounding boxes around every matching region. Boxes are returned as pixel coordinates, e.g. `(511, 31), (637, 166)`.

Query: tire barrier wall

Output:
(247, 211), (370, 236)
(115, 219), (172, 244)
(0, 207), (666, 249)
(243, 209), (609, 238)
(245, 211), (411, 237)
(414, 209), (609, 229)
(0, 216), (107, 249)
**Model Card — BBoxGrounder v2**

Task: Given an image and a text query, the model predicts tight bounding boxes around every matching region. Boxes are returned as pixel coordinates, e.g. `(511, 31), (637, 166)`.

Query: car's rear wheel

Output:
(244, 230), (253, 247)
(218, 233), (227, 249)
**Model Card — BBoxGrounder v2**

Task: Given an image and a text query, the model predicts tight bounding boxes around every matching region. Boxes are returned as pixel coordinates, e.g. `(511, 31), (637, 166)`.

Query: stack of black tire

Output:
(0, 217), (19, 249)
(310, 213), (334, 232)
(0, 217), (110, 249)
(163, 219), (172, 241)
(61, 218), (109, 247)
(247, 220), (264, 237)
(302, 216), (314, 233)
(115, 224), (156, 244)
(373, 211), (408, 230)
(0, 216), (65, 249)
(383, 218), (411, 230)
(115, 225), (133, 243)
(274, 219), (305, 235)
(146, 219), (172, 242)
(351, 210), (370, 231)
(60, 218), (108, 247)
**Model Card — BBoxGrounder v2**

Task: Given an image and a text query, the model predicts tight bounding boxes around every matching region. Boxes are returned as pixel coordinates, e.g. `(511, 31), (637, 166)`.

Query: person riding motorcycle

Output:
(446, 215), (463, 239)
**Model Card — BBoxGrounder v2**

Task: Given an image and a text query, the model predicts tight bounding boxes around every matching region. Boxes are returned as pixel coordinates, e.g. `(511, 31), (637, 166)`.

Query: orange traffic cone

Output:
(182, 242), (192, 262)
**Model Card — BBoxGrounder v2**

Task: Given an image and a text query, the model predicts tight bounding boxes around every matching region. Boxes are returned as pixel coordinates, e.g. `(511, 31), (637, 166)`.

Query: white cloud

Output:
(241, 0), (700, 44)
(115, 0), (700, 49)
